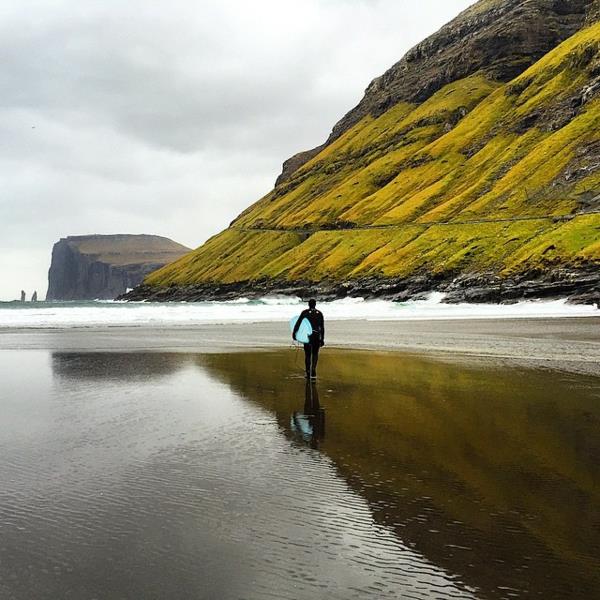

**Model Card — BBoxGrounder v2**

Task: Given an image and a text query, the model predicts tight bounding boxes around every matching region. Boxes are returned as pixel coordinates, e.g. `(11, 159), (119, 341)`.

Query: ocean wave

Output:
(0, 294), (597, 329)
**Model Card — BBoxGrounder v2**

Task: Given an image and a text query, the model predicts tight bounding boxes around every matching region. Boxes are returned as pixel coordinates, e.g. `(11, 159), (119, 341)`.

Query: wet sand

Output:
(1, 347), (599, 599)
(2, 316), (600, 375)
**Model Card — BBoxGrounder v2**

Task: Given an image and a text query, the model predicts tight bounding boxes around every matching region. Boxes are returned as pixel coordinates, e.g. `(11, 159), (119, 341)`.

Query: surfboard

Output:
(290, 315), (312, 344)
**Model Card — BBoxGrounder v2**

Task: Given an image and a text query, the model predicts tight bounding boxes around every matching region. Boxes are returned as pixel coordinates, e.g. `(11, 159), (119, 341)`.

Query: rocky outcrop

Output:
(119, 264), (600, 307)
(586, 0), (600, 23)
(274, 146), (325, 187)
(46, 235), (190, 300)
(276, 0), (598, 185)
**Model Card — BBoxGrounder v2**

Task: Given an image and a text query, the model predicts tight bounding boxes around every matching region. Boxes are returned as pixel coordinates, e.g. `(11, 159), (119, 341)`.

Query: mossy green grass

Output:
(148, 23), (600, 289)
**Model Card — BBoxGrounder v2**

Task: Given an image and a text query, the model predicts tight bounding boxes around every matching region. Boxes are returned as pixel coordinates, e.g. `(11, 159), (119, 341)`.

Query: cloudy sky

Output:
(0, 0), (475, 300)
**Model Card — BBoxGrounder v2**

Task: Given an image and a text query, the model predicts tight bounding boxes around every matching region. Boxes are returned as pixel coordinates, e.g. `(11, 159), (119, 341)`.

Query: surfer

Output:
(292, 299), (325, 379)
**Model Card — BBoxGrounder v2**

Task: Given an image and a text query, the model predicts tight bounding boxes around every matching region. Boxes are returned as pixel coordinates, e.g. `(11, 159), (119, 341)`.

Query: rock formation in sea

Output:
(20, 290), (25, 302)
(123, 0), (600, 304)
(46, 235), (191, 300)
(31, 291), (38, 302)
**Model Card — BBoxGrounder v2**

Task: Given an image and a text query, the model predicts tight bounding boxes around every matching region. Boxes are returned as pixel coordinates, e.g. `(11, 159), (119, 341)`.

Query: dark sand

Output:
(2, 318), (600, 598)
(2, 316), (599, 375)
(1, 347), (599, 599)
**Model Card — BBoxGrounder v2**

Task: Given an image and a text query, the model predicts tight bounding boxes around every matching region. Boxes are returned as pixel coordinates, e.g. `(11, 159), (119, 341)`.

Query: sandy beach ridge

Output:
(2, 316), (599, 377)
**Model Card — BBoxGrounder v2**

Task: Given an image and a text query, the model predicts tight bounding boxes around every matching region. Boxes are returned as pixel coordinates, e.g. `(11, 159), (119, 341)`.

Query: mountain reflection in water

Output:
(198, 349), (600, 599)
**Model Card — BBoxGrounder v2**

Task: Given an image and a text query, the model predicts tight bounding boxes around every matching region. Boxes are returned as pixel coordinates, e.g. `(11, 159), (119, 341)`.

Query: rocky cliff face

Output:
(277, 0), (598, 184)
(46, 235), (190, 300)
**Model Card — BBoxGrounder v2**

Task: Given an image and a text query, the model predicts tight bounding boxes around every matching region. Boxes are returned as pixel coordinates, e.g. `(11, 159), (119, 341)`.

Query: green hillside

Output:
(142, 9), (600, 298)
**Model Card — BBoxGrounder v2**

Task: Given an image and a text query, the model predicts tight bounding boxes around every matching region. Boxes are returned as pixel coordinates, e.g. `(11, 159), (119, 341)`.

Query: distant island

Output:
(46, 234), (191, 300)
(122, 0), (600, 305)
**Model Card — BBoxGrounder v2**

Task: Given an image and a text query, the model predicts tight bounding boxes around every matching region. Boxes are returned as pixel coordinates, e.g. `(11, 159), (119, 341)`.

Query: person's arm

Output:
(292, 310), (308, 340)
(319, 312), (325, 346)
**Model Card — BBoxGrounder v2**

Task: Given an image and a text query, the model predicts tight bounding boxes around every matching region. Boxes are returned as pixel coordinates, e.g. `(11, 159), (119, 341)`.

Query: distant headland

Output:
(46, 234), (191, 300)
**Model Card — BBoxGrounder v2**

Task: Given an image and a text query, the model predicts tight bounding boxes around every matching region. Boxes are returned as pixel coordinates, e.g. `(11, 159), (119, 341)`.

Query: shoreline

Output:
(2, 316), (599, 377)
(118, 265), (600, 305)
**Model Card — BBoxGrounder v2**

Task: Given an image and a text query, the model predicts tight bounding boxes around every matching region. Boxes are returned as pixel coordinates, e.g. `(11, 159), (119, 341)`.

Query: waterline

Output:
(0, 294), (597, 329)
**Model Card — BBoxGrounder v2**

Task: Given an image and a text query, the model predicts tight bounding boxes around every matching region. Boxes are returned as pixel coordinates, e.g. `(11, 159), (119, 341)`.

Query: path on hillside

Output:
(232, 210), (600, 234)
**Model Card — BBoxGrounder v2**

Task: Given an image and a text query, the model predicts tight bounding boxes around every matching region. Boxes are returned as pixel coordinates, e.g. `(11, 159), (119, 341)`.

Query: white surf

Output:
(0, 294), (597, 329)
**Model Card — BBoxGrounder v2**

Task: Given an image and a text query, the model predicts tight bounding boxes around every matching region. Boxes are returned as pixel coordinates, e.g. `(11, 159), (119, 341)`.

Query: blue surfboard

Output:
(290, 315), (312, 344)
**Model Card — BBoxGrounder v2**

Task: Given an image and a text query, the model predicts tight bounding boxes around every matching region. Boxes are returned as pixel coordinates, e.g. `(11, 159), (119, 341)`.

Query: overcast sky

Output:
(0, 0), (475, 300)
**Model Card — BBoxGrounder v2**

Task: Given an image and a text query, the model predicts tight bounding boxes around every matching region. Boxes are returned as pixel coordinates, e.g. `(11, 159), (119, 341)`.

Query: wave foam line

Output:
(0, 294), (597, 329)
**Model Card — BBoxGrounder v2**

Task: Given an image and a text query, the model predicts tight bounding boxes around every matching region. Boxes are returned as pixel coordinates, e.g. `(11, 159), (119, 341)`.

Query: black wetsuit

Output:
(293, 308), (325, 378)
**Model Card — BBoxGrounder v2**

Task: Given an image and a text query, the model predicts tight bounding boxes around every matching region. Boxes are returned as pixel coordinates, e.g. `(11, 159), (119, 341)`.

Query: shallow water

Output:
(1, 349), (598, 599)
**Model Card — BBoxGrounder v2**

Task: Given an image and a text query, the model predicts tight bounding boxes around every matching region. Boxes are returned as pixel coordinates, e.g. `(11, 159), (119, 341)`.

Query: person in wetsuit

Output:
(292, 299), (325, 379)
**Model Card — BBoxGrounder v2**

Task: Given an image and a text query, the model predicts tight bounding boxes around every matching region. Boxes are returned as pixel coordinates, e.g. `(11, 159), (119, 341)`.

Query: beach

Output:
(1, 313), (599, 599)
(3, 316), (600, 376)
(5, 0), (600, 597)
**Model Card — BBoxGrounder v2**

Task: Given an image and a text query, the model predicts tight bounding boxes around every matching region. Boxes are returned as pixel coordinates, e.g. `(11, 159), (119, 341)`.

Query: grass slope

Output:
(147, 23), (600, 288)
(65, 235), (191, 267)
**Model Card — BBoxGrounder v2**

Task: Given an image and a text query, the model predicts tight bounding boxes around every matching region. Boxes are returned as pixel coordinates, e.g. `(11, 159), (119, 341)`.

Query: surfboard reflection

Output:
(290, 382), (326, 449)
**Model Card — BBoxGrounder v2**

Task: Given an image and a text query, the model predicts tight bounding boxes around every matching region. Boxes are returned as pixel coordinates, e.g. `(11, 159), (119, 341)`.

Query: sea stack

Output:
(20, 290), (25, 302)
(46, 234), (191, 301)
(31, 291), (38, 302)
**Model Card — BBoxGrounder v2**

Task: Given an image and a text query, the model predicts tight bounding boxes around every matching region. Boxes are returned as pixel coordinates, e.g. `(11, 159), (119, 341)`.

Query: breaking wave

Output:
(0, 294), (597, 329)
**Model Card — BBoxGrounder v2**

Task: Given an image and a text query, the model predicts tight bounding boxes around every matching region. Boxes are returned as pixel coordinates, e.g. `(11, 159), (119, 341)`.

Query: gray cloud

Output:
(0, 0), (474, 299)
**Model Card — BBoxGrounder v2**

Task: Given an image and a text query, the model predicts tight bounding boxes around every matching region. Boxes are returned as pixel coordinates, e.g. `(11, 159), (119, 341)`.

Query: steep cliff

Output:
(127, 0), (600, 303)
(46, 235), (190, 300)
(278, 0), (596, 184)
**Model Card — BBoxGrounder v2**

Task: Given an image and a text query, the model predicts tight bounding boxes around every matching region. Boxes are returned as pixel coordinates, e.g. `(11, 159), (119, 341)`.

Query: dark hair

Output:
(308, 298), (317, 308)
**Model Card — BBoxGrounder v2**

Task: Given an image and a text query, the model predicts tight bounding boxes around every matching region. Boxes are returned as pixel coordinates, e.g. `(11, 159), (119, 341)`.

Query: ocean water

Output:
(0, 294), (598, 328)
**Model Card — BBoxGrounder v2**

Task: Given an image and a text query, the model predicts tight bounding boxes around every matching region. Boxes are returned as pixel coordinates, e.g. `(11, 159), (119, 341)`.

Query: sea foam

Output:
(0, 294), (597, 329)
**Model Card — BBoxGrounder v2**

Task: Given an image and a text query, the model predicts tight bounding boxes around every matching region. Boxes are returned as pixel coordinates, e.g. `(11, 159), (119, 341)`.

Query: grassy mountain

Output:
(136, 0), (600, 301)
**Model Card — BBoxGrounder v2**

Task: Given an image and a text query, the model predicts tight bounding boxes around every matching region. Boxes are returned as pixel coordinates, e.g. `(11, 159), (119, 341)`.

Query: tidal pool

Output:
(1, 348), (598, 599)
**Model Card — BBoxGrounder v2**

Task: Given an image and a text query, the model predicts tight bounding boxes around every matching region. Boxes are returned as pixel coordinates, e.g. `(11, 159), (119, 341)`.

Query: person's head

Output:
(308, 298), (316, 309)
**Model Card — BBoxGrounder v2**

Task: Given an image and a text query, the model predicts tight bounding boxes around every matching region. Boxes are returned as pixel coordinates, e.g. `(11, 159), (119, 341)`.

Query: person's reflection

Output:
(290, 382), (325, 449)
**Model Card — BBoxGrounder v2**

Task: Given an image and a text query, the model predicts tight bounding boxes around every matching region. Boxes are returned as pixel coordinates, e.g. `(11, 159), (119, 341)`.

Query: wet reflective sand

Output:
(1, 349), (598, 599)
